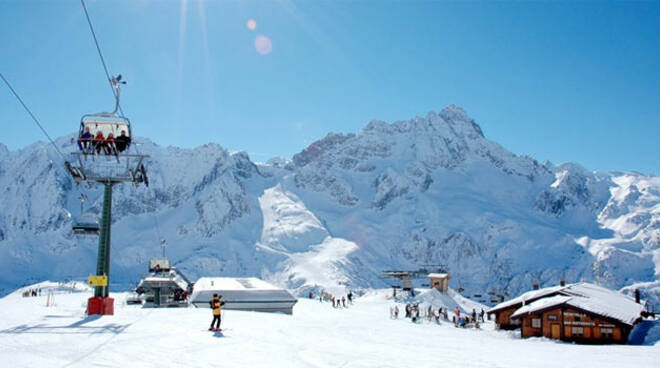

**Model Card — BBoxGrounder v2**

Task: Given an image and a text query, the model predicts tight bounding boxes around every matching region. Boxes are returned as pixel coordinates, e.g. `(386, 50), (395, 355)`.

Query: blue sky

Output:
(1, 0), (659, 174)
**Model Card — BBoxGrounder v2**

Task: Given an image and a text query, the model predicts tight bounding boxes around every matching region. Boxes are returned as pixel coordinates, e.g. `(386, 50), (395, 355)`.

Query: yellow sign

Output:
(88, 275), (108, 286)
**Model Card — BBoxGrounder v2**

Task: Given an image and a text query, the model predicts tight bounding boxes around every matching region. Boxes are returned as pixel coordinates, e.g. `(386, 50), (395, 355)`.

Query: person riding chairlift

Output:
(105, 133), (117, 156)
(93, 131), (105, 155)
(114, 130), (131, 153)
(78, 126), (93, 153)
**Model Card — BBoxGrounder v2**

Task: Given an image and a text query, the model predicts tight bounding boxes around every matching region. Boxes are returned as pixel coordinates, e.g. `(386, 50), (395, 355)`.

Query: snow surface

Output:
(0, 285), (658, 368)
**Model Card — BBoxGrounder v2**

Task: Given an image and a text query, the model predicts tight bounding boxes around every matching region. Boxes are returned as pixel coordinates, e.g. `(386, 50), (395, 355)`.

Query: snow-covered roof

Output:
(509, 283), (644, 326)
(510, 295), (572, 319)
(563, 283), (644, 326)
(488, 285), (567, 313)
(190, 277), (297, 307)
(193, 277), (281, 291)
(427, 273), (449, 279)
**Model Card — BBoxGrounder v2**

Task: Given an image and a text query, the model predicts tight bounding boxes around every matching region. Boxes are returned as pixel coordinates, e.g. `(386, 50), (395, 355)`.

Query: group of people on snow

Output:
(392, 303), (486, 328)
(22, 288), (41, 297)
(312, 291), (354, 309)
(77, 126), (131, 156)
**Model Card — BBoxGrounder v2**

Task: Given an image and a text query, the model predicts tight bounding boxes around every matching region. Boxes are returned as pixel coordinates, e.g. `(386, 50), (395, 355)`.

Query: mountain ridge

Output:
(0, 106), (658, 308)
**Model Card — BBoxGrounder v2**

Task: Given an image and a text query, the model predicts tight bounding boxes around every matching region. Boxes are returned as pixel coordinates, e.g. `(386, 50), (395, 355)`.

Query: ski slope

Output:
(0, 284), (658, 367)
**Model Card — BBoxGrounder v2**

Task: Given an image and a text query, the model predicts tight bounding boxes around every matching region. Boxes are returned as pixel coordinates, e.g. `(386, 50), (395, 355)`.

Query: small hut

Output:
(134, 258), (191, 307)
(428, 273), (450, 293)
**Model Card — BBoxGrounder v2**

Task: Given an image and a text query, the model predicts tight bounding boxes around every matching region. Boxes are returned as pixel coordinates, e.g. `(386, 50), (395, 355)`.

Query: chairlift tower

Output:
(65, 75), (149, 315)
(382, 265), (446, 298)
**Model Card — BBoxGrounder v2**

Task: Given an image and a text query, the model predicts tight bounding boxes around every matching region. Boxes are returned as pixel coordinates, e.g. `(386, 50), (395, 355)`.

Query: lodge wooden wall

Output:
(494, 308), (521, 330)
(520, 307), (629, 344)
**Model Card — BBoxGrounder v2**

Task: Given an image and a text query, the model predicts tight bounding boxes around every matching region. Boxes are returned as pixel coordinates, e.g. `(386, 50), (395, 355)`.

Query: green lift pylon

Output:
(87, 182), (116, 314)
(66, 151), (149, 316)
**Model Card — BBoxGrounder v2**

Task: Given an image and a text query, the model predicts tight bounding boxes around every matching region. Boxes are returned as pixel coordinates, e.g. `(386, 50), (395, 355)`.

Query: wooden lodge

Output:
(488, 283), (645, 344)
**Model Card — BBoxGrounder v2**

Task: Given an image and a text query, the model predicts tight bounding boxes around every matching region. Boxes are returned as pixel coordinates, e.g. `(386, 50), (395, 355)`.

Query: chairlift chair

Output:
(78, 114), (132, 155)
(72, 213), (100, 236)
(76, 74), (132, 156)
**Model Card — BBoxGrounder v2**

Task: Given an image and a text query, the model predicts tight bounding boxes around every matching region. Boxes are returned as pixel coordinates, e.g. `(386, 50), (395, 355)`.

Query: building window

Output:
(601, 328), (613, 339)
(572, 327), (584, 336)
(547, 315), (557, 321)
(532, 318), (541, 328)
(574, 316), (581, 322)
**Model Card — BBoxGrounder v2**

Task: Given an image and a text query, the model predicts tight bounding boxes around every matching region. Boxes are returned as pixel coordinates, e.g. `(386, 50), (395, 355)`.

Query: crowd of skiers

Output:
(391, 303), (487, 328)
(309, 291), (354, 308)
(22, 288), (41, 297)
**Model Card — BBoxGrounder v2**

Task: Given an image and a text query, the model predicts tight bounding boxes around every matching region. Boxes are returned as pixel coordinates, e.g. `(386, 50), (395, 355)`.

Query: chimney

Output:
(533, 280), (539, 290)
(560, 278), (566, 287)
(635, 289), (640, 304)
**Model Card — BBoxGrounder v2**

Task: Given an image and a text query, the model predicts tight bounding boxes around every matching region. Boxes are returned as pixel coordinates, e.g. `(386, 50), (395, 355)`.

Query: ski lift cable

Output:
(0, 72), (91, 200)
(0, 72), (67, 160)
(79, 0), (125, 118)
(154, 211), (164, 246)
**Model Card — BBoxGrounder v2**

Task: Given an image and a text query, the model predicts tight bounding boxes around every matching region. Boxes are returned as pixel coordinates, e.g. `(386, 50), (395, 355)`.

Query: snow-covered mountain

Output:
(1, 105), (658, 308)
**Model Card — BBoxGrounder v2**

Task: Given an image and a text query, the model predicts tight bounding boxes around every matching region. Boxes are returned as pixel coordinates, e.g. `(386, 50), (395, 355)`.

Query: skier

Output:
(405, 303), (411, 318)
(394, 305), (399, 319)
(347, 291), (353, 304)
(208, 294), (225, 331)
(342, 296), (346, 308)
(471, 309), (477, 323)
(479, 308), (485, 322)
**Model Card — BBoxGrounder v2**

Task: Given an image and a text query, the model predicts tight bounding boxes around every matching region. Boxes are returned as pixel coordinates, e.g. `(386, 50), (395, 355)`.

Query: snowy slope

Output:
(1, 105), (659, 308)
(0, 286), (658, 367)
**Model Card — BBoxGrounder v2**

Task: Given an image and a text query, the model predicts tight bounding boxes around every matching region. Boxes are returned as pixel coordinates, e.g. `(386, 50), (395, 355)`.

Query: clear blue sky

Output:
(1, 0), (659, 174)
